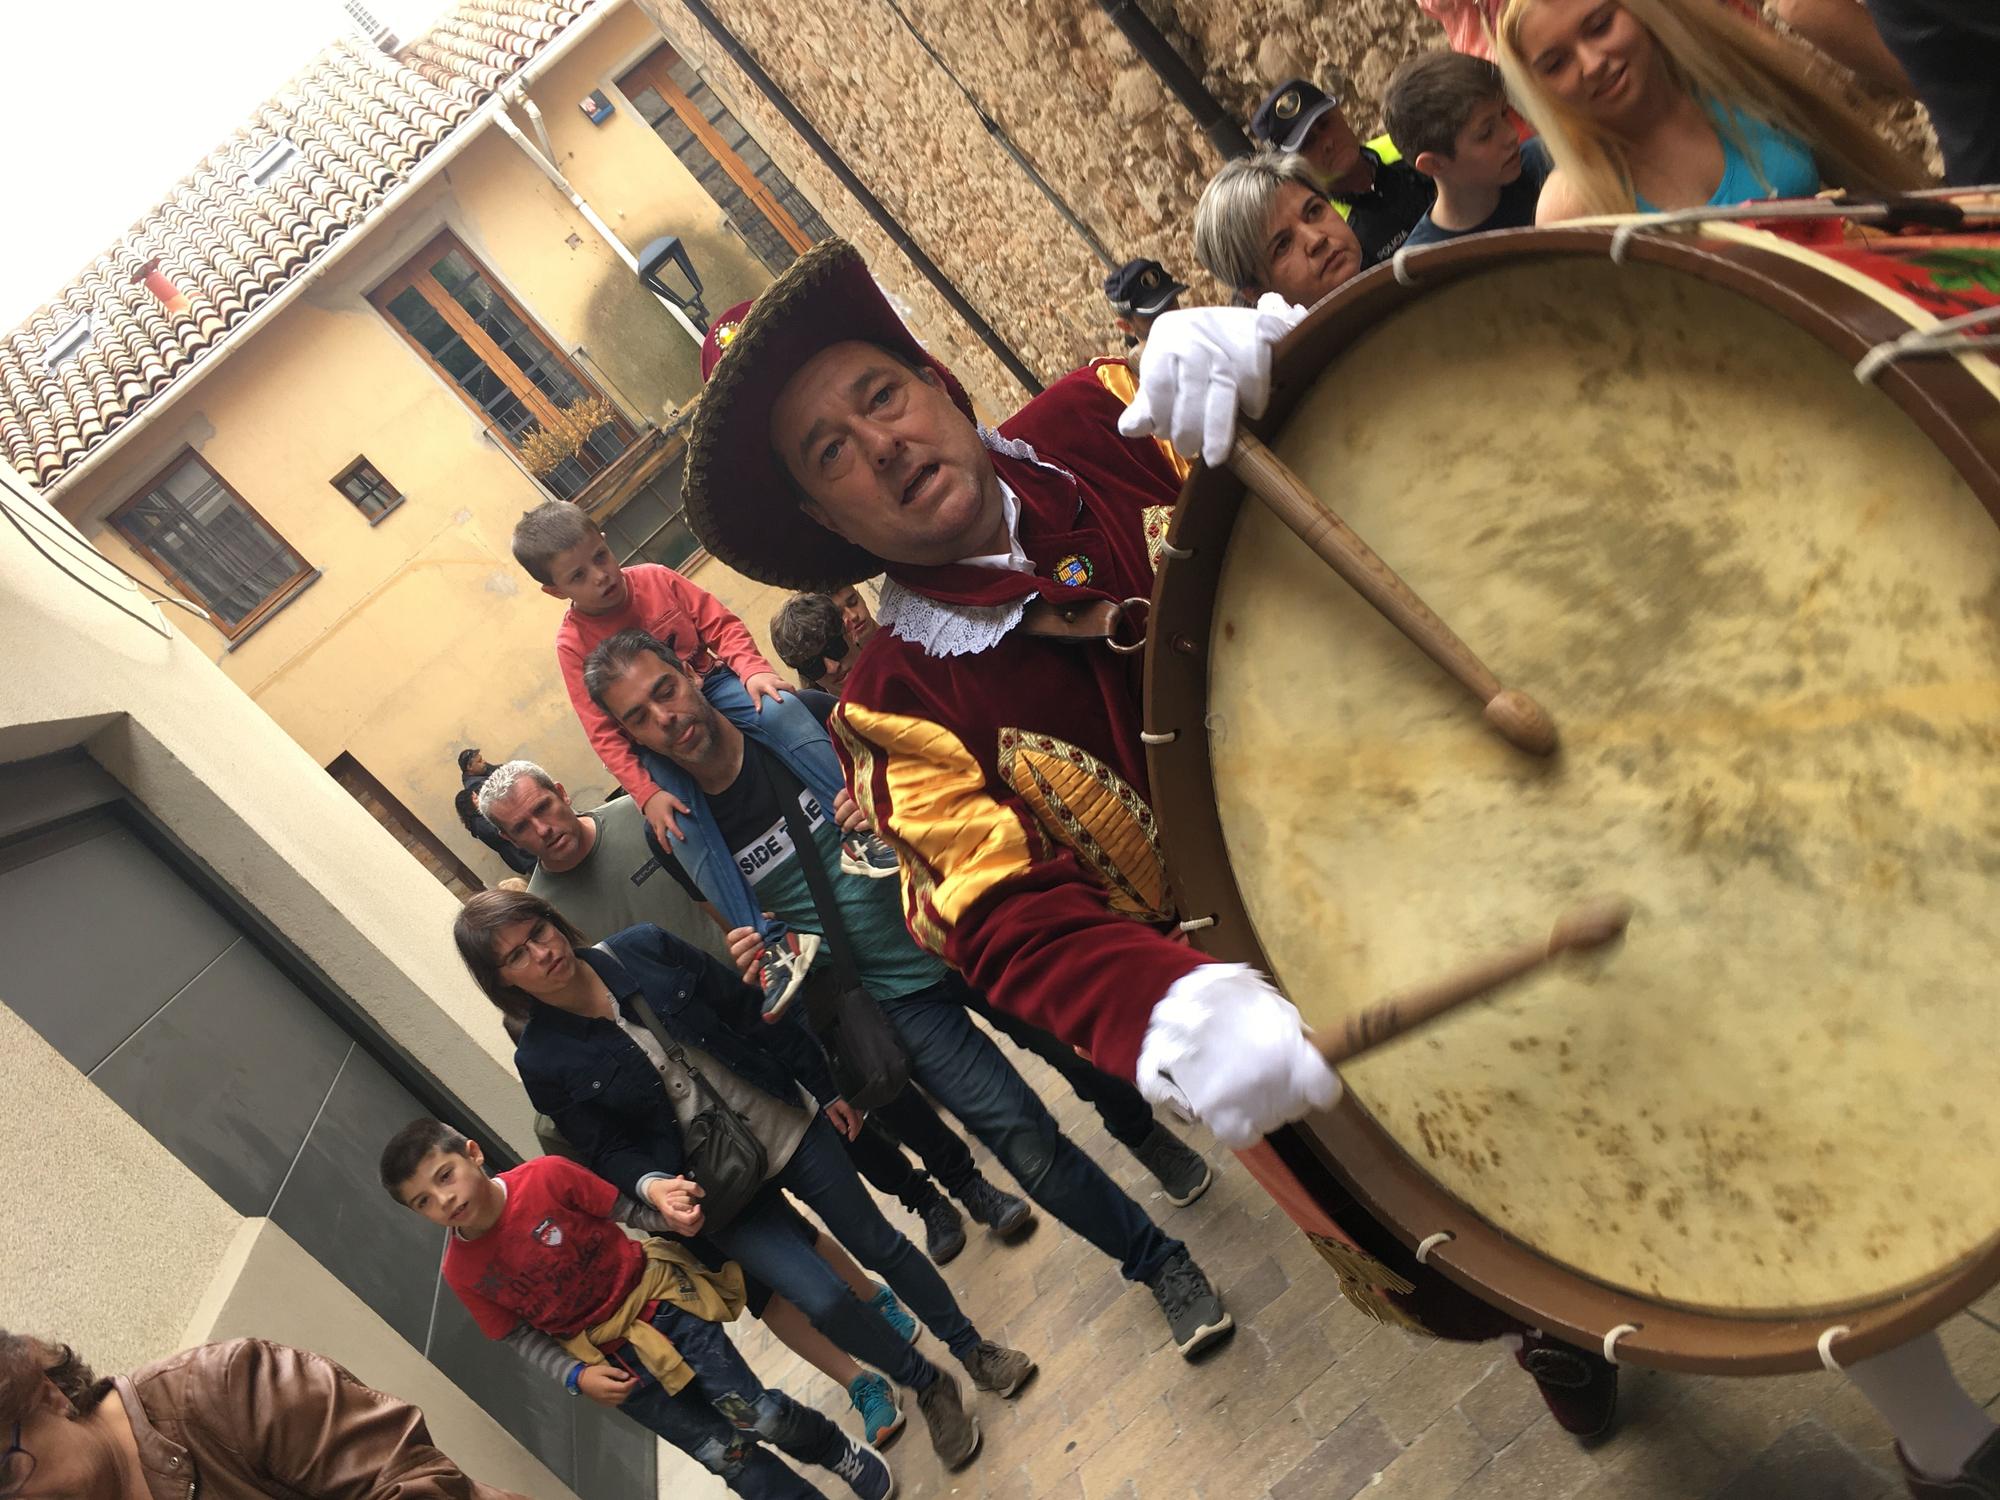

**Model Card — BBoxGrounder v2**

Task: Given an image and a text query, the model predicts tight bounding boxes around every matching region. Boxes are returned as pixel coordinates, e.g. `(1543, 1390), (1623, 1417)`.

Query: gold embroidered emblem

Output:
(1275, 88), (1302, 121)
(1141, 505), (1175, 571)
(1306, 1234), (1425, 1332)
(997, 729), (1169, 919)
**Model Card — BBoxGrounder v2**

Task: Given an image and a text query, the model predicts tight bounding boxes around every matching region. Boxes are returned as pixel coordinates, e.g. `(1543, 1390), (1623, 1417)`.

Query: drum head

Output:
(1150, 230), (2000, 1370)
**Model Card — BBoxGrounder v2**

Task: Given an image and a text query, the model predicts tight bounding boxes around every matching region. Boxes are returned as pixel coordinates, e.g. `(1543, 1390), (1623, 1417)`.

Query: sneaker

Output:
(841, 833), (900, 879)
(869, 1283), (917, 1342)
(759, 931), (822, 1020)
(1131, 1123), (1213, 1207)
(959, 1175), (1034, 1240)
(1515, 1333), (1618, 1442)
(846, 1371), (905, 1449)
(1900, 1431), (2000, 1497)
(958, 1338), (1037, 1398)
(918, 1195), (967, 1265)
(826, 1431), (896, 1500)
(915, 1370), (981, 1470)
(1146, 1249), (1234, 1358)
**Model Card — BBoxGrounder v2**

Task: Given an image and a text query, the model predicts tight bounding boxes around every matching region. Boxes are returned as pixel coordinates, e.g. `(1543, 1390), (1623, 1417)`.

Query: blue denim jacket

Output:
(639, 687), (849, 931)
(513, 924), (838, 1197)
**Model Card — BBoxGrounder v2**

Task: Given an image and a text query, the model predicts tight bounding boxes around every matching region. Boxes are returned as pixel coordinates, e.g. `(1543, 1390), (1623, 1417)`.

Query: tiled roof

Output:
(0, 0), (594, 490)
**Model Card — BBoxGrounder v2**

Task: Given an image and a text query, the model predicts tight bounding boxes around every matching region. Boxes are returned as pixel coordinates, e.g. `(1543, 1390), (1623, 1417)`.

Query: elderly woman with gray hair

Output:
(1192, 149), (1367, 308)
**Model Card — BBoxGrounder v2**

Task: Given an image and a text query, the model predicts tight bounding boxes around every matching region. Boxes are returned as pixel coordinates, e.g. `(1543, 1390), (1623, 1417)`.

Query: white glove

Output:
(1116, 294), (1308, 469)
(1135, 963), (1341, 1150)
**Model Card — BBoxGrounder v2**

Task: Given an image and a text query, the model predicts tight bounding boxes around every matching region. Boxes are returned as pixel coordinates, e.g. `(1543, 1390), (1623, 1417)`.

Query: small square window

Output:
(331, 457), (404, 521)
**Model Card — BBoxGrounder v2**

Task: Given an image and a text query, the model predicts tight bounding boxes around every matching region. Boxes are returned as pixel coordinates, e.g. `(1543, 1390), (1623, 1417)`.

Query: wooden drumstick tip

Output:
(1483, 690), (1558, 756)
(1547, 896), (1636, 955)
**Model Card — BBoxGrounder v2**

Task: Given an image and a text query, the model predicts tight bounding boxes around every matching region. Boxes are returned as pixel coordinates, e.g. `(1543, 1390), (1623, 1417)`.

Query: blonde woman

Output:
(1496, 0), (1925, 220)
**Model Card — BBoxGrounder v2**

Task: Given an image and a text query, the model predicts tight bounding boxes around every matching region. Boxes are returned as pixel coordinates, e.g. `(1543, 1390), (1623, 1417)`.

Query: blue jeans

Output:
(959, 985), (1159, 1151)
(710, 1119), (976, 1388)
(641, 670), (850, 942)
(883, 973), (1182, 1284)
(616, 1301), (838, 1500)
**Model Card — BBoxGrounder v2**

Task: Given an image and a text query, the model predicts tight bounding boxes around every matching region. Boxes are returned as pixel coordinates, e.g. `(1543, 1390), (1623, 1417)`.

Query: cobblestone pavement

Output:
(654, 1034), (2000, 1499)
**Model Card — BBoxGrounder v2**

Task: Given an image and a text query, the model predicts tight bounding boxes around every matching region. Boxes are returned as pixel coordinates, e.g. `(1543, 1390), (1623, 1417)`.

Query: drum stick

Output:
(1228, 433), (1558, 756)
(1311, 896), (1633, 1066)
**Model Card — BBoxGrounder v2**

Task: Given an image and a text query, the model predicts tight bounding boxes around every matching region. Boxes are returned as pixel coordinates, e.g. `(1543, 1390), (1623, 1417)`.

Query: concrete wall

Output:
(186, 1220), (571, 1498)
(0, 463), (575, 1493)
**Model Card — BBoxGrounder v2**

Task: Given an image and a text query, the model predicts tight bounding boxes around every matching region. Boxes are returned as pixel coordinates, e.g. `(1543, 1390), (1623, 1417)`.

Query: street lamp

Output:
(639, 236), (710, 335)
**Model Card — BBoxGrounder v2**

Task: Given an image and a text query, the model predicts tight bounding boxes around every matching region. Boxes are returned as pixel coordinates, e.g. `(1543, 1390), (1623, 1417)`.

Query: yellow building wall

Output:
(57, 0), (814, 884)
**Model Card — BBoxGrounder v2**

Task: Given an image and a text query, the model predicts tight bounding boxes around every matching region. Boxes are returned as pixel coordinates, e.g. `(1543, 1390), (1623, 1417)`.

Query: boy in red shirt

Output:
(380, 1118), (892, 1500)
(514, 502), (896, 1015)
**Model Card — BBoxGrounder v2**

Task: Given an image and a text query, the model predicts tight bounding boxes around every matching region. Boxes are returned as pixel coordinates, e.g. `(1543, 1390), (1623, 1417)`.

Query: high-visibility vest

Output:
(1331, 135), (1405, 221)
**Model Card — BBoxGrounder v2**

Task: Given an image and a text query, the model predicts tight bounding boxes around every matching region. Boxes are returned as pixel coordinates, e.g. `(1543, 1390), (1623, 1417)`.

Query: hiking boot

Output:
(846, 1371), (905, 1449)
(915, 1370), (981, 1470)
(959, 1174), (1033, 1240)
(958, 1339), (1037, 1398)
(917, 1194), (967, 1265)
(1131, 1122), (1213, 1207)
(759, 931), (822, 1020)
(1901, 1431), (2000, 1497)
(826, 1431), (895, 1500)
(1147, 1249), (1233, 1358)
(1515, 1332), (1619, 1442)
(841, 833), (900, 878)
(869, 1283), (917, 1342)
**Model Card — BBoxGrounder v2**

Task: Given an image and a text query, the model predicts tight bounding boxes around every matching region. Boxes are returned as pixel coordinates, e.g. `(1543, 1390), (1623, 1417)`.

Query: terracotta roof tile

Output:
(0, 0), (596, 490)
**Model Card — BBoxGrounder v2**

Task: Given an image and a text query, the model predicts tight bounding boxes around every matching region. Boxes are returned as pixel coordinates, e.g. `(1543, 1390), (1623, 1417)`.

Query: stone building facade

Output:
(628, 0), (1460, 407)
(631, 0), (1930, 416)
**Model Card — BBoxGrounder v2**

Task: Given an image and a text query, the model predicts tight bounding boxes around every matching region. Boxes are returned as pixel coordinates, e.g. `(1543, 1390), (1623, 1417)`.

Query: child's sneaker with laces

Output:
(827, 1432), (895, 1499)
(759, 931), (821, 1020)
(846, 1371), (904, 1448)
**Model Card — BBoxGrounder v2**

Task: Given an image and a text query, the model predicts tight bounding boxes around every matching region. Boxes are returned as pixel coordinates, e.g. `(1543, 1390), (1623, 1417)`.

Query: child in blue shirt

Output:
(1386, 51), (1553, 249)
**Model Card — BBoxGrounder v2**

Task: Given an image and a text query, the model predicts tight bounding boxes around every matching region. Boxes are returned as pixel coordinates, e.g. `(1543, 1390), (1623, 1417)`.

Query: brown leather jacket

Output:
(120, 1339), (536, 1500)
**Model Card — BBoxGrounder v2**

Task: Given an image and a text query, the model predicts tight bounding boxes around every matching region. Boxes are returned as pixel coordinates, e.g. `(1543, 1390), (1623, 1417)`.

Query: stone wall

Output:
(629, 0), (1932, 409)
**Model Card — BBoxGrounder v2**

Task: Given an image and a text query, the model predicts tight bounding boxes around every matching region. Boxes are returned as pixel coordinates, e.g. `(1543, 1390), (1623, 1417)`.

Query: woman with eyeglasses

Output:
(0, 1328), (528, 1498)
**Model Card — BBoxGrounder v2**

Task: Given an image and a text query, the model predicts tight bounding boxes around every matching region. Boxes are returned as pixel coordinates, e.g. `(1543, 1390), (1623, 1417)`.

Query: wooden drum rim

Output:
(1144, 224), (2000, 1374)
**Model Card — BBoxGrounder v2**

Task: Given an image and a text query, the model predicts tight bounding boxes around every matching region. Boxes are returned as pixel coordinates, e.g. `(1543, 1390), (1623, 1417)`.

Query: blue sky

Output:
(0, 0), (456, 327)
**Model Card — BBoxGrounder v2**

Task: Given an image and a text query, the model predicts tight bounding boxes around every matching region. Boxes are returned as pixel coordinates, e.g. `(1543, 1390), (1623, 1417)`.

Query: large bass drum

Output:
(1146, 206), (2000, 1374)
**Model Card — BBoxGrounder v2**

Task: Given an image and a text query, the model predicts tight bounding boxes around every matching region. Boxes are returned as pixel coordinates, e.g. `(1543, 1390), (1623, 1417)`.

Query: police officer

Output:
(1102, 257), (1188, 358)
(1250, 77), (1435, 266)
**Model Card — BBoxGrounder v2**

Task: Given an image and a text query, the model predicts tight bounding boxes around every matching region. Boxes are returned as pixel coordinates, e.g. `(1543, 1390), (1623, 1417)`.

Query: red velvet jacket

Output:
(831, 361), (1202, 1078)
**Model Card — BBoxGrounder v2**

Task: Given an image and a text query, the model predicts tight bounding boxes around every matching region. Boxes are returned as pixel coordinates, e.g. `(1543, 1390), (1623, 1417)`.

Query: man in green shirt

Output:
(582, 627), (1236, 1358)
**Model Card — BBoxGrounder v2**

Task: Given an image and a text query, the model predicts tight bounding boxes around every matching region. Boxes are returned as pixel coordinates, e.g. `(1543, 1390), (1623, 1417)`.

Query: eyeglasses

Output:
(0, 1422), (34, 1499)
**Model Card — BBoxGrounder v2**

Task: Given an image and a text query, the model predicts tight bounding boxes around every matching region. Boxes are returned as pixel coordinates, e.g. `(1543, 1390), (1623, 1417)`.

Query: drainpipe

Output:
(1095, 0), (1251, 160)
(880, 0), (1115, 269)
(493, 99), (705, 344)
(515, 93), (559, 161)
(45, 0), (629, 508)
(671, 0), (1043, 395)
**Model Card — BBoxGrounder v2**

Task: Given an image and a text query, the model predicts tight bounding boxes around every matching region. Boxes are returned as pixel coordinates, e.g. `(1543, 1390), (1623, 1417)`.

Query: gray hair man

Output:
(477, 759), (729, 963)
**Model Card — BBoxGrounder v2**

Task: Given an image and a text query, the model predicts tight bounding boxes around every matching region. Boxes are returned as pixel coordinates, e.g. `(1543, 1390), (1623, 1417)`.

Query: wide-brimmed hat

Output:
(683, 239), (975, 590)
(1250, 78), (1341, 153)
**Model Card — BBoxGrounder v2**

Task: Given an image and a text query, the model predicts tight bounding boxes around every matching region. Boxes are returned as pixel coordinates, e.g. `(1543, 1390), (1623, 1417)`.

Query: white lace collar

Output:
(876, 427), (1060, 658)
